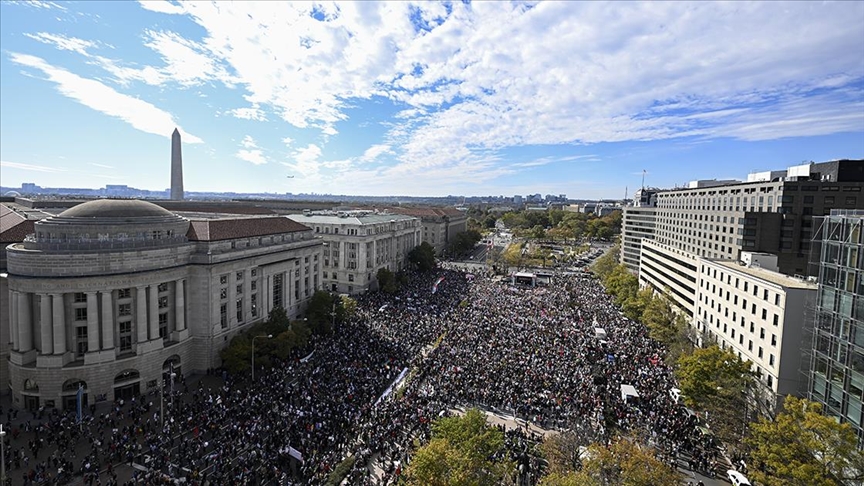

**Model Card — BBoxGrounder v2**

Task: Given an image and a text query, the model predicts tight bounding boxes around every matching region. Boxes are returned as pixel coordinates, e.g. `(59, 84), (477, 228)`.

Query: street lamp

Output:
(160, 371), (177, 429)
(251, 334), (273, 382)
(1, 423), (5, 485)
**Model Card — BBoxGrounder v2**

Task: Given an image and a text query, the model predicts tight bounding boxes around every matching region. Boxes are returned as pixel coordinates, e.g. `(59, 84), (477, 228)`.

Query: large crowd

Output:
(1, 263), (719, 485)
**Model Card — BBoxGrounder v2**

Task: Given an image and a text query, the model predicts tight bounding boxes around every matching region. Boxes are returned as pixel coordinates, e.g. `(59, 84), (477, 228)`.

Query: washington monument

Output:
(170, 128), (184, 200)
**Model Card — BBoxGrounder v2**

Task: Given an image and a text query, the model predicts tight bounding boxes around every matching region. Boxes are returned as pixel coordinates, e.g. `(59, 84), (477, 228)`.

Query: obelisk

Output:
(170, 128), (184, 200)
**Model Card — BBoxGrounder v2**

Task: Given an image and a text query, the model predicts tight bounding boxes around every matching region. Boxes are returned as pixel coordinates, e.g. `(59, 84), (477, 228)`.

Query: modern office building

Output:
(638, 240), (699, 316)
(621, 207), (657, 274)
(807, 210), (864, 445)
(3, 199), (321, 409)
(696, 252), (816, 414)
(286, 210), (421, 294)
(624, 160), (864, 282)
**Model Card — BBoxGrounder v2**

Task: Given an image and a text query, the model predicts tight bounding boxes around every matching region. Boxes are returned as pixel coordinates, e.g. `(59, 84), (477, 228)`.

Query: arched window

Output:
(114, 369), (140, 384)
(23, 379), (38, 391)
(62, 379), (87, 392)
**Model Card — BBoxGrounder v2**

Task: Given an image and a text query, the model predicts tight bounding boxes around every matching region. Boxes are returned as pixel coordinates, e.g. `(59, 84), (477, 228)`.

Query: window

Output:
(118, 288), (131, 299)
(762, 309), (767, 320)
(236, 299), (243, 323)
(75, 307), (88, 321)
(273, 274), (284, 309)
(119, 303), (132, 317)
(220, 275), (228, 285)
(74, 292), (87, 303)
(236, 284), (243, 295)
(158, 282), (168, 292)
(348, 274), (354, 282)
(220, 303), (228, 329)
(251, 268), (257, 277)
(251, 294), (258, 318)
(220, 288), (227, 300)
(119, 321), (132, 352)
(158, 313), (168, 339)
(236, 271), (243, 281)
(158, 296), (168, 309)
(76, 326), (88, 356)
(769, 354), (775, 366)
(773, 314), (779, 326)
(771, 334), (777, 346)
(251, 280), (257, 292)
(760, 328), (765, 339)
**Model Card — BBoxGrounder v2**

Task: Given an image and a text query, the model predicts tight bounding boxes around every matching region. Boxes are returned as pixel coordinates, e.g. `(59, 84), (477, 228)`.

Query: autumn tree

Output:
(408, 241), (437, 271)
(404, 409), (515, 486)
(539, 437), (681, 486)
(747, 396), (864, 486)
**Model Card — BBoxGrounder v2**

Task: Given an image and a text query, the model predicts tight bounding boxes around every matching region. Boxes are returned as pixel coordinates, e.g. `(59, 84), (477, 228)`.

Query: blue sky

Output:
(1, 0), (863, 198)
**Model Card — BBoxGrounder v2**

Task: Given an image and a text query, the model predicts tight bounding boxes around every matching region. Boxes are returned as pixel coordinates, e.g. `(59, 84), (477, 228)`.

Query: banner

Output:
(300, 350), (315, 363)
(375, 367), (409, 406)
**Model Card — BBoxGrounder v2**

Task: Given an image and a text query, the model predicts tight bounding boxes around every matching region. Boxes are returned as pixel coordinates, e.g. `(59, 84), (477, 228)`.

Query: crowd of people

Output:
(1, 263), (717, 485)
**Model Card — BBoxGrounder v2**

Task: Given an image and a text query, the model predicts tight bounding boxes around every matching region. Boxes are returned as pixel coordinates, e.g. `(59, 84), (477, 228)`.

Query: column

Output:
(18, 292), (32, 352)
(136, 286), (148, 344)
(265, 275), (272, 313)
(10, 291), (19, 351)
(228, 272), (237, 326)
(86, 292), (99, 352)
(39, 294), (53, 355)
(242, 275), (251, 321)
(148, 284), (159, 340)
(52, 293), (66, 354)
(174, 279), (185, 331)
(101, 291), (114, 350)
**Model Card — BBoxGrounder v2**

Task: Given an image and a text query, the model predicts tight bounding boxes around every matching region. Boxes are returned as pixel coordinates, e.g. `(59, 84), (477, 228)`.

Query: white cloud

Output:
(1, 160), (66, 173)
(137, 0), (183, 15)
(229, 106), (267, 121)
(128, 1), (862, 188)
(8, 53), (203, 143)
(235, 136), (267, 165)
(24, 32), (100, 55)
(282, 144), (322, 177)
(89, 162), (115, 169)
(360, 144), (392, 163)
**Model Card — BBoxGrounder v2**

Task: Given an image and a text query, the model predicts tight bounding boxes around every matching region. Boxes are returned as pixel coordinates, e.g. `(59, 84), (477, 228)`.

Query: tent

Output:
(620, 384), (639, 402)
(594, 327), (607, 340)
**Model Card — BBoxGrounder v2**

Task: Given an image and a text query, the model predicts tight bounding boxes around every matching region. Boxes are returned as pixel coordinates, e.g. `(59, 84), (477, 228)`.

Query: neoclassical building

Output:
(3, 199), (321, 410)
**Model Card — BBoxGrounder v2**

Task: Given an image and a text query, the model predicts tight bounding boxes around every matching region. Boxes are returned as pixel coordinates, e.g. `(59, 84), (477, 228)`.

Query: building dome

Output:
(59, 199), (175, 219)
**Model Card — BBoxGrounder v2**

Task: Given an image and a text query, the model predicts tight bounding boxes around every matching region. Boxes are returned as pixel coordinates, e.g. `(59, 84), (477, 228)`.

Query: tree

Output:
(540, 431), (590, 476)
(376, 267), (398, 294)
(590, 245), (619, 280)
(340, 295), (358, 319)
(641, 292), (676, 345)
(540, 437), (681, 486)
(449, 229), (483, 257)
(747, 396), (864, 486)
(676, 345), (756, 443)
(305, 290), (340, 335)
(408, 241), (437, 271)
(404, 409), (515, 486)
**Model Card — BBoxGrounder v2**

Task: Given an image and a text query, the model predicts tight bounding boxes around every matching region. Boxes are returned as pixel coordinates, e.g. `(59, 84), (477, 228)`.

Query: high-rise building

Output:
(170, 128), (184, 201)
(807, 210), (864, 445)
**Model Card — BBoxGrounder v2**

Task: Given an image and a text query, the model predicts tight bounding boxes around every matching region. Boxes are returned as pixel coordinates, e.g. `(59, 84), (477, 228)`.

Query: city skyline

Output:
(1, 1), (863, 198)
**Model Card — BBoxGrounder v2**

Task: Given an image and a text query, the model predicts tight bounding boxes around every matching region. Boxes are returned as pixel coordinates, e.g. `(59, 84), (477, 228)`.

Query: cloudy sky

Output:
(1, 1), (862, 198)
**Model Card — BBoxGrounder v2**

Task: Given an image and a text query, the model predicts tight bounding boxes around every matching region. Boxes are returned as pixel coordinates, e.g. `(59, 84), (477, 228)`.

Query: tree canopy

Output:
(219, 307), (311, 374)
(448, 229), (483, 257)
(408, 241), (437, 271)
(747, 396), (864, 486)
(539, 436), (681, 486)
(404, 409), (514, 486)
(305, 290), (345, 335)
(376, 267), (397, 294)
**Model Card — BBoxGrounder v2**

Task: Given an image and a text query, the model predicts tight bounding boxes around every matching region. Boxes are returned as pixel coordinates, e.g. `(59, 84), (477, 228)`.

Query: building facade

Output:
(807, 210), (864, 445)
(287, 211), (421, 294)
(620, 160), (864, 280)
(696, 254), (816, 414)
(386, 207), (468, 256)
(621, 207), (657, 274)
(3, 199), (321, 410)
(638, 239), (699, 317)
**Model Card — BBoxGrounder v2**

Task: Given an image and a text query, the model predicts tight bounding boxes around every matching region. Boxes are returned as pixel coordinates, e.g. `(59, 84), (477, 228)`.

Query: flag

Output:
(76, 384), (84, 424)
(432, 276), (445, 294)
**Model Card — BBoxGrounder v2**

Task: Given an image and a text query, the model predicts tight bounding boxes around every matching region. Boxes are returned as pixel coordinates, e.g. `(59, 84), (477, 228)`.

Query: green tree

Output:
(305, 290), (340, 335)
(340, 295), (358, 319)
(590, 245), (619, 280)
(404, 409), (514, 486)
(408, 241), (437, 271)
(376, 267), (398, 294)
(676, 345), (756, 443)
(747, 396), (864, 486)
(620, 287), (653, 322)
(603, 264), (638, 306)
(641, 292), (677, 345)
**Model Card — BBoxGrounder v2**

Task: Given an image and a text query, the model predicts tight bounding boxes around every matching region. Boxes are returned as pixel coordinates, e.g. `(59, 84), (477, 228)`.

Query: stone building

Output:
(386, 206), (468, 255)
(3, 199), (321, 410)
(287, 210), (421, 294)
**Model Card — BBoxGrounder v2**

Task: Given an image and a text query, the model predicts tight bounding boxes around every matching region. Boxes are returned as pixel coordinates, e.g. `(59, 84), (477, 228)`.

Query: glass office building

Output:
(808, 210), (864, 446)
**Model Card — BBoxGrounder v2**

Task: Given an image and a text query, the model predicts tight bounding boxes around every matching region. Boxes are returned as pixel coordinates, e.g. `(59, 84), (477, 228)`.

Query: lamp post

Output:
(1, 423), (6, 486)
(251, 334), (273, 382)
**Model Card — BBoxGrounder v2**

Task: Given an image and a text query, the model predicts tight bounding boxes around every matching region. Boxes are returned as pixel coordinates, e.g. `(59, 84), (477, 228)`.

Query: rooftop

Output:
(288, 211), (418, 225)
(186, 216), (311, 241)
(708, 259), (817, 290)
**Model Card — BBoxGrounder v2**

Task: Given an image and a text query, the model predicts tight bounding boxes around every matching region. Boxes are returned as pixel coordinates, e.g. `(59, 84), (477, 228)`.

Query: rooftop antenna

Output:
(624, 186), (628, 201)
(641, 169), (646, 190)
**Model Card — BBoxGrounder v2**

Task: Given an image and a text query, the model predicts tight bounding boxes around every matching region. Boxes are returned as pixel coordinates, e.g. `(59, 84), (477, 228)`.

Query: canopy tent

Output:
(620, 384), (639, 401)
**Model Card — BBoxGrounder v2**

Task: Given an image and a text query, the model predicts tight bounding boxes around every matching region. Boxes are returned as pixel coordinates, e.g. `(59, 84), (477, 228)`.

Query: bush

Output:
(326, 456), (356, 486)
